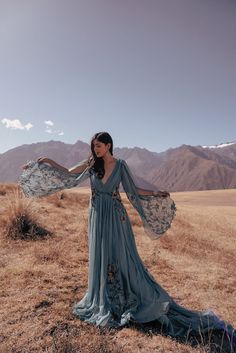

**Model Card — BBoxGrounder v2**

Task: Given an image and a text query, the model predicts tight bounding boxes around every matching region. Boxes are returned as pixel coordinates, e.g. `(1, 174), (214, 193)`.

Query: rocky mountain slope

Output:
(0, 140), (236, 191)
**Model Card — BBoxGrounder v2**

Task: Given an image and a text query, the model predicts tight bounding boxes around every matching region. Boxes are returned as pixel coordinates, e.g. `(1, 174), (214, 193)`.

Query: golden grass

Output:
(0, 183), (19, 196)
(0, 186), (235, 352)
(3, 190), (51, 240)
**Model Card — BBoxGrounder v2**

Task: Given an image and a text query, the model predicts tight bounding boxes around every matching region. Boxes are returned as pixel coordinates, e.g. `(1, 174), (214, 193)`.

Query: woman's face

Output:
(93, 139), (110, 158)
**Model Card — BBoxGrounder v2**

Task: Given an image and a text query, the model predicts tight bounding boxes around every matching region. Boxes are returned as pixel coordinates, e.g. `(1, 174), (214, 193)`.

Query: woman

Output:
(21, 132), (235, 351)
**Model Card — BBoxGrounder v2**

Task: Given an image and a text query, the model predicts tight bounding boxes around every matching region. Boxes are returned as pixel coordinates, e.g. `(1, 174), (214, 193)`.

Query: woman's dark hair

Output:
(89, 132), (113, 179)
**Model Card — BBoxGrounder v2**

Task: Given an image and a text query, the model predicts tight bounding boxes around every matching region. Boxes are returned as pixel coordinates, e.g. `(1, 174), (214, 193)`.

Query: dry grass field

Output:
(0, 185), (235, 353)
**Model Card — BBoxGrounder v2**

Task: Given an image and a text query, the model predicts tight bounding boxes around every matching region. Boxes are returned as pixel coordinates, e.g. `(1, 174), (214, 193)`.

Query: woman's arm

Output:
(37, 157), (88, 174)
(68, 161), (89, 174)
(136, 187), (170, 197)
(136, 187), (154, 196)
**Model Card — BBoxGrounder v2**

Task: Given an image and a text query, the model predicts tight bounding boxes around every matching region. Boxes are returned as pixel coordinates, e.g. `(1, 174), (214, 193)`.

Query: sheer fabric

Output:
(19, 159), (176, 239)
(19, 160), (90, 198)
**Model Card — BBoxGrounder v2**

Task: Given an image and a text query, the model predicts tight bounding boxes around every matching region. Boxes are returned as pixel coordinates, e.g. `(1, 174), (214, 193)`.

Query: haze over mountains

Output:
(0, 140), (236, 191)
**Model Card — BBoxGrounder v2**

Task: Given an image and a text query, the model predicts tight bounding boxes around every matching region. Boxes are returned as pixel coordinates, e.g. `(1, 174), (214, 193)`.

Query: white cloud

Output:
(43, 121), (64, 136)
(44, 120), (54, 126)
(25, 123), (33, 130)
(2, 118), (24, 129)
(1, 118), (33, 130)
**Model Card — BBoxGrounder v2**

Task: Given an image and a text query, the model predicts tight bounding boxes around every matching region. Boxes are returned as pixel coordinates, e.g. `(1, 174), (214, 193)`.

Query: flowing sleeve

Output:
(19, 160), (90, 198)
(120, 159), (176, 240)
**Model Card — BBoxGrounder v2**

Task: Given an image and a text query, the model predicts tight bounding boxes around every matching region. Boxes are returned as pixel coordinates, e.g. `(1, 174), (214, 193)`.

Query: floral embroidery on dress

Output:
(19, 161), (83, 198)
(91, 187), (98, 208)
(139, 195), (177, 236)
(107, 264), (126, 319)
(112, 186), (127, 223)
(90, 184), (127, 223)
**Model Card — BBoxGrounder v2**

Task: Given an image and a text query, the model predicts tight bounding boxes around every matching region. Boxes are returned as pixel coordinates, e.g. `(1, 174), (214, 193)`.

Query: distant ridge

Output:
(202, 141), (236, 149)
(0, 140), (236, 191)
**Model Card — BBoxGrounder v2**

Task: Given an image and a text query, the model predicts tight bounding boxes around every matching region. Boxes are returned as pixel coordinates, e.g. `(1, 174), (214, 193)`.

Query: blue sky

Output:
(0, 0), (235, 154)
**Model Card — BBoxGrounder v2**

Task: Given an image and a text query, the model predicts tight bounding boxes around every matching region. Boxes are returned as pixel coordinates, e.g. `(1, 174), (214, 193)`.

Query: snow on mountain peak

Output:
(202, 141), (236, 149)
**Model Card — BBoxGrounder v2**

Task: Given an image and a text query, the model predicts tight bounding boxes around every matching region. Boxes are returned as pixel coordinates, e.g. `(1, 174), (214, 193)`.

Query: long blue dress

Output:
(19, 158), (236, 350)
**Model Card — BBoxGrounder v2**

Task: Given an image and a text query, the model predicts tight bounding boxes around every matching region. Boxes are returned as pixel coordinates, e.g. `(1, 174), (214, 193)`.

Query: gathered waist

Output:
(91, 187), (121, 201)
(90, 187), (127, 222)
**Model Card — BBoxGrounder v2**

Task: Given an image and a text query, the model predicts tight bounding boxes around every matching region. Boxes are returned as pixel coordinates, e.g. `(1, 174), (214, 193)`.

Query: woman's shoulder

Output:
(115, 159), (130, 173)
(117, 158), (128, 166)
(116, 158), (126, 167)
(116, 158), (125, 163)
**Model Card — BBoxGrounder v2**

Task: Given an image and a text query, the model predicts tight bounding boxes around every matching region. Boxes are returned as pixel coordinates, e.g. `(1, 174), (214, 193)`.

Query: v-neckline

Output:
(100, 159), (119, 186)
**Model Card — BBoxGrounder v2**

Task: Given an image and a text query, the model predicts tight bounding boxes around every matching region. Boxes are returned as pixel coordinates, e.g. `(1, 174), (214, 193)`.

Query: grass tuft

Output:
(4, 191), (52, 240)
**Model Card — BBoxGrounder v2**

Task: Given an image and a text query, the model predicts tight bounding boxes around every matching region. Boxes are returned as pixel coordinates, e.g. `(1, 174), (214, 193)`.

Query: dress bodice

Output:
(90, 159), (122, 194)
(89, 160), (124, 217)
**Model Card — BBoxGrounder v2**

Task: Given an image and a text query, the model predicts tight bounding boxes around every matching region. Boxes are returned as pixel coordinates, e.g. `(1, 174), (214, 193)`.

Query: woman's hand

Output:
(153, 190), (170, 198)
(21, 157), (52, 170)
(37, 157), (52, 165)
(86, 155), (95, 168)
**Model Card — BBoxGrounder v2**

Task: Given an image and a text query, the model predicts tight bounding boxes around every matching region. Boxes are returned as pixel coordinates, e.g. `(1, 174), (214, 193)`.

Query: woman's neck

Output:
(103, 154), (116, 165)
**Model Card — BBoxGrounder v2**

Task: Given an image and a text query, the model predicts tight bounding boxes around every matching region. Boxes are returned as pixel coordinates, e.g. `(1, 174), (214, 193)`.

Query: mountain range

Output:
(0, 140), (236, 191)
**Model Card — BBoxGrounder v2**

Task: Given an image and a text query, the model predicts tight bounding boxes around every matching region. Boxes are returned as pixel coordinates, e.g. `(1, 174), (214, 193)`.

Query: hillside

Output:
(0, 140), (236, 191)
(0, 185), (235, 352)
(149, 145), (236, 191)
